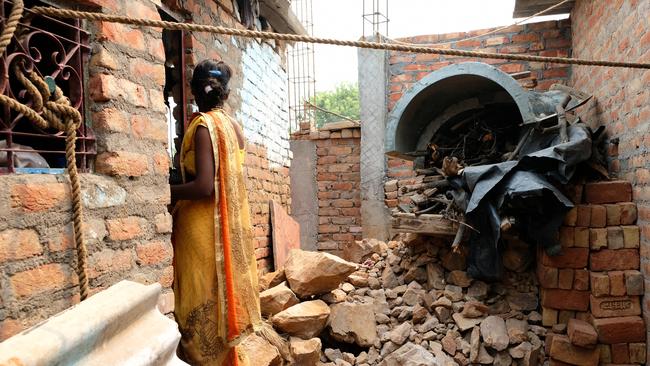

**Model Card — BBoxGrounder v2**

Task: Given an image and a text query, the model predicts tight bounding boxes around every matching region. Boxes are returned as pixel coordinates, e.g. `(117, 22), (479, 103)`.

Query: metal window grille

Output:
(287, 0), (315, 132)
(0, 0), (94, 174)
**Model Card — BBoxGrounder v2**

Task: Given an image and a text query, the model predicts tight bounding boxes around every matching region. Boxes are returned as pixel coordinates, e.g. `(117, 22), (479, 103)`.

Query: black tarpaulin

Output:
(453, 123), (593, 281)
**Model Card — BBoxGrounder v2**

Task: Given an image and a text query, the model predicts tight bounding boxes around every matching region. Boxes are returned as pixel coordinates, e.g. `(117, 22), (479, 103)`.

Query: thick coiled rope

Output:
(0, 0), (89, 300)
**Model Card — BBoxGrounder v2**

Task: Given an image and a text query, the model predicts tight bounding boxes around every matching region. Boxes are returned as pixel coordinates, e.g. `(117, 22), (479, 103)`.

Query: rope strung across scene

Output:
(30, 6), (650, 70)
(0, 0), (90, 300)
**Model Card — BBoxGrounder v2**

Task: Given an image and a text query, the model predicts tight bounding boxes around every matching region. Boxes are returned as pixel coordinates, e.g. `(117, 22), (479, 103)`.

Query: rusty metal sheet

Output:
(270, 200), (301, 270)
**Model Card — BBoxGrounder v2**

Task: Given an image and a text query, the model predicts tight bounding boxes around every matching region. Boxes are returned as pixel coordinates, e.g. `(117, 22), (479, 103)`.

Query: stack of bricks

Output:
(538, 180), (646, 365)
(291, 122), (362, 254)
(383, 158), (417, 209)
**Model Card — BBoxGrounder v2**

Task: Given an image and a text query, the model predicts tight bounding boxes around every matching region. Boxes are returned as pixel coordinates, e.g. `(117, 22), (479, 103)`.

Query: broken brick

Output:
(567, 318), (597, 348)
(573, 269), (589, 291)
(589, 228), (608, 251)
(537, 264), (558, 288)
(549, 334), (599, 366)
(619, 202), (637, 224)
(563, 207), (577, 226)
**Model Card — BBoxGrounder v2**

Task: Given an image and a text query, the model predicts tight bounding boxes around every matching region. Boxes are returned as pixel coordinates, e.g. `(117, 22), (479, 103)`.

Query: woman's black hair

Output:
(190, 59), (233, 111)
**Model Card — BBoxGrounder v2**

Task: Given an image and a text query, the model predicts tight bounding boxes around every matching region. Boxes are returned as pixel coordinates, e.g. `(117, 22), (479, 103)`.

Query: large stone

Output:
(426, 263), (445, 290)
(328, 302), (378, 347)
(379, 342), (438, 366)
(271, 300), (330, 338)
(446, 270), (473, 287)
(240, 334), (282, 366)
(453, 313), (485, 332)
(381, 265), (400, 289)
(480, 316), (509, 351)
(387, 322), (412, 345)
(259, 270), (287, 291)
(284, 250), (357, 298)
(260, 282), (300, 316)
(290, 337), (321, 365)
(567, 319), (597, 348)
(462, 301), (489, 319)
(441, 250), (466, 271)
(506, 318), (529, 344)
(343, 238), (385, 263)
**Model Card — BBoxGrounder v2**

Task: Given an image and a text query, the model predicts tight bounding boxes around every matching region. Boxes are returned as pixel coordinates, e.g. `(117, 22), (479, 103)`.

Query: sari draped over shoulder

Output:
(172, 109), (260, 366)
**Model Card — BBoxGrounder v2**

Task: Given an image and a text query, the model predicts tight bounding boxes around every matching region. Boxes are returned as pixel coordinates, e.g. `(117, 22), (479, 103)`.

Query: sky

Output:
(307, 0), (568, 92)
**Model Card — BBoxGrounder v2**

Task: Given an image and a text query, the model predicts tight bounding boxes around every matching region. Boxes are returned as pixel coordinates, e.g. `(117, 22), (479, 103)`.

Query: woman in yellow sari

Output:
(171, 60), (277, 365)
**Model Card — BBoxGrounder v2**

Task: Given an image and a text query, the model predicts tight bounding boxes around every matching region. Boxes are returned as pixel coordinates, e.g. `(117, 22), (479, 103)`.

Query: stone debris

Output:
(284, 249), (358, 298)
(259, 238), (548, 365)
(260, 282), (300, 316)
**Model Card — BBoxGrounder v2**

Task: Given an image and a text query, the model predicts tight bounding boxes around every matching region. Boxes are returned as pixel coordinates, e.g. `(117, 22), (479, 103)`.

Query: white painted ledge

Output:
(0, 280), (187, 366)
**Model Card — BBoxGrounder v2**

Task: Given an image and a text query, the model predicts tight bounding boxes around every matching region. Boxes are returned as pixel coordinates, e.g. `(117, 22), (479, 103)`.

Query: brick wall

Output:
(291, 123), (362, 254)
(538, 180), (646, 364)
(0, 0), (292, 339)
(569, 0), (650, 345)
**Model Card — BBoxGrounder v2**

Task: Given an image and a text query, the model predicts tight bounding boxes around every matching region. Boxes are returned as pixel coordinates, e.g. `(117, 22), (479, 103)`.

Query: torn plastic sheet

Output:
(452, 123), (592, 281)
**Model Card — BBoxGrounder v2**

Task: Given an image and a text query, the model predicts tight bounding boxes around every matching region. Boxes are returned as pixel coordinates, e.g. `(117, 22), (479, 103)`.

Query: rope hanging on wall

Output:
(0, 0), (90, 301)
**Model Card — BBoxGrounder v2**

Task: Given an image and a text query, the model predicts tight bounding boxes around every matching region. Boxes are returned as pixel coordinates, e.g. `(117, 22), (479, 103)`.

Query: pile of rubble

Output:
(253, 234), (548, 365)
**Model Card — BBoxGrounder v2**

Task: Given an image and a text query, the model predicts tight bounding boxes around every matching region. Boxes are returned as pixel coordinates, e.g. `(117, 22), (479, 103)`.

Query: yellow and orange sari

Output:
(172, 109), (260, 365)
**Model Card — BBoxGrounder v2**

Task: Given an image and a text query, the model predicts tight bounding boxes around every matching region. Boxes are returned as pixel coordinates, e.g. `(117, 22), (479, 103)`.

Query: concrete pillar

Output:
(358, 41), (390, 241)
(289, 139), (318, 251)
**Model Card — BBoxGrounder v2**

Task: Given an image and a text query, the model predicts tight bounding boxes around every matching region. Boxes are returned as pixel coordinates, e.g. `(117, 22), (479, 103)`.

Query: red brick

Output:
(89, 73), (116, 102)
(605, 204), (622, 226)
(485, 36), (509, 46)
(541, 289), (590, 311)
(573, 269), (589, 291)
(590, 205), (607, 228)
(590, 295), (641, 318)
(619, 203), (637, 225)
(607, 227), (624, 250)
(106, 216), (145, 241)
(621, 226), (639, 248)
(0, 318), (25, 341)
(11, 183), (67, 212)
(564, 207), (577, 226)
(593, 316), (646, 344)
(590, 249), (639, 271)
(589, 228), (608, 250)
(628, 343), (646, 364)
(559, 226), (574, 247)
(542, 247), (589, 268)
(88, 249), (133, 278)
(598, 344), (612, 364)
(0, 229), (42, 261)
(136, 241), (172, 266)
(591, 272), (610, 297)
(152, 152), (170, 176)
(11, 264), (73, 297)
(567, 318), (598, 348)
(96, 151), (149, 177)
(609, 271), (626, 296)
(512, 33), (540, 43)
(537, 264), (559, 288)
(574, 227), (590, 247)
(154, 213), (172, 234)
(558, 310), (575, 324)
(97, 22), (145, 50)
(131, 115), (168, 142)
(576, 205), (592, 227)
(160, 265), (173, 288)
(89, 46), (118, 69)
(549, 334), (599, 365)
(584, 181), (632, 204)
(624, 270), (643, 296)
(610, 343), (630, 364)
(92, 108), (128, 133)
(558, 268), (574, 289)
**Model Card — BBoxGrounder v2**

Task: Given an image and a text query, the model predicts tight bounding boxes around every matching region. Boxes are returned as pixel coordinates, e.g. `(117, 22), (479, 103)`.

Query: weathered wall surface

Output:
(291, 124), (362, 255)
(569, 0), (650, 347)
(0, 0), (292, 339)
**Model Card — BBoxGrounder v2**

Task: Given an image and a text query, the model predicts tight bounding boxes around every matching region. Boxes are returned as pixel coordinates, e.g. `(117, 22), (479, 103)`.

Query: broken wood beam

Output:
(391, 213), (458, 236)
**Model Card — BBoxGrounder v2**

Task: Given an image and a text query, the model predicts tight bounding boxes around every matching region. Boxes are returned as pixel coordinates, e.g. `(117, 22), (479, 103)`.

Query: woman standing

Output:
(171, 60), (270, 365)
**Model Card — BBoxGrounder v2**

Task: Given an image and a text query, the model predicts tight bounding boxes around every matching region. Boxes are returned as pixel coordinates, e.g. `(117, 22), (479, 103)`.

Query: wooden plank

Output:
(270, 200), (301, 270)
(259, 0), (307, 35)
(391, 213), (458, 236)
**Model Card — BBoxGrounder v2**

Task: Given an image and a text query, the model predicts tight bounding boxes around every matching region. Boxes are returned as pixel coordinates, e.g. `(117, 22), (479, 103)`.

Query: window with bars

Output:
(0, 0), (94, 174)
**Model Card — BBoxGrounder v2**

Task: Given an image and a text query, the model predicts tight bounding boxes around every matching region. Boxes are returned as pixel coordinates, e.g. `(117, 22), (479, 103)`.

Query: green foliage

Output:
(310, 83), (360, 128)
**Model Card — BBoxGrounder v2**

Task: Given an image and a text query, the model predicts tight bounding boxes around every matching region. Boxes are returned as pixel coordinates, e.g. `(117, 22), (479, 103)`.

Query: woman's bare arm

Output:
(170, 126), (216, 201)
